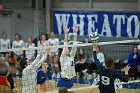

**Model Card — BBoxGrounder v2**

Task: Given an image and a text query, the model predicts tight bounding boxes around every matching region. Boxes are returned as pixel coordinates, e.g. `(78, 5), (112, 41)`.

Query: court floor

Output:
(0, 77), (140, 93)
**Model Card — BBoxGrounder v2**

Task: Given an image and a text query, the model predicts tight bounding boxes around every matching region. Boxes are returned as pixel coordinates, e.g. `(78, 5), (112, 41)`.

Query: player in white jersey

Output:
(48, 32), (60, 74)
(57, 25), (78, 89)
(22, 48), (49, 93)
(25, 37), (35, 62)
(0, 32), (10, 56)
(12, 34), (25, 56)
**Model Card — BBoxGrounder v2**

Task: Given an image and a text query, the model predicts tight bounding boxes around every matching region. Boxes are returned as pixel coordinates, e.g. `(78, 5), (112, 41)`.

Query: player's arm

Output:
(60, 25), (69, 57)
(34, 50), (49, 70)
(22, 54), (41, 74)
(92, 42), (104, 70)
(115, 65), (130, 82)
(70, 25), (78, 57)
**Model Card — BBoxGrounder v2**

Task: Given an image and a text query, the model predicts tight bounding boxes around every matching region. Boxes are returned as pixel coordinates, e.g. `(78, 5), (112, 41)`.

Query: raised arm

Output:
(61, 26), (69, 57)
(70, 25), (78, 57)
(23, 49), (49, 74)
(115, 65), (130, 82)
(92, 42), (104, 71)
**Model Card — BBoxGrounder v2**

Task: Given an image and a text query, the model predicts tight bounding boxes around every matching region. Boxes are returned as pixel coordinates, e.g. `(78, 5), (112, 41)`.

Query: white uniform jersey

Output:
(37, 40), (49, 54)
(12, 40), (25, 56)
(25, 43), (35, 60)
(22, 55), (46, 93)
(48, 38), (59, 55)
(0, 38), (10, 50)
(60, 42), (77, 79)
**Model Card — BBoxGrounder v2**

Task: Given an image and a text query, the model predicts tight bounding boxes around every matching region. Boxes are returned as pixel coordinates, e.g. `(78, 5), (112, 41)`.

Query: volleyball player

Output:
(57, 25), (78, 89)
(37, 62), (52, 92)
(22, 48), (49, 93)
(92, 41), (130, 93)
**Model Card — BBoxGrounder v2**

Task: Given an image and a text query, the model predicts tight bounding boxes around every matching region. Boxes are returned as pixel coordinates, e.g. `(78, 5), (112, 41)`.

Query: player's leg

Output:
(54, 54), (60, 77)
(6, 73), (16, 91)
(49, 55), (55, 72)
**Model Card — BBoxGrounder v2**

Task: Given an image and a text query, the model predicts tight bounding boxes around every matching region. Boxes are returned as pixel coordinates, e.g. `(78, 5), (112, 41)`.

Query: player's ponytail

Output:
(105, 56), (114, 69)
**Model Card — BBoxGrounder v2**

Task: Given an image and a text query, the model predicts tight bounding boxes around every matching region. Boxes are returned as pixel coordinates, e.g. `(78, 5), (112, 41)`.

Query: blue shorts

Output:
(0, 52), (9, 55)
(57, 77), (73, 89)
(100, 91), (116, 93)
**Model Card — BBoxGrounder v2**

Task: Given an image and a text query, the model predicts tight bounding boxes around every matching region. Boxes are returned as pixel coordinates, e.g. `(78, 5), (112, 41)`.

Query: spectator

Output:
(48, 32), (60, 76)
(25, 37), (35, 61)
(0, 32), (10, 57)
(0, 57), (16, 91)
(37, 33), (49, 54)
(75, 48), (88, 79)
(96, 46), (105, 66)
(128, 46), (140, 79)
(12, 34), (25, 56)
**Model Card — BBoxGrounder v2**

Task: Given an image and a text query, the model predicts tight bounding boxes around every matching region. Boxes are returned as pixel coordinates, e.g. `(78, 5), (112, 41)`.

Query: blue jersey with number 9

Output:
(92, 51), (129, 93)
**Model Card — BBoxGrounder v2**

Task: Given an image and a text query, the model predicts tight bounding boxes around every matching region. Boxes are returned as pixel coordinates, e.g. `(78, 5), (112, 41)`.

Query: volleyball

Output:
(89, 31), (99, 41)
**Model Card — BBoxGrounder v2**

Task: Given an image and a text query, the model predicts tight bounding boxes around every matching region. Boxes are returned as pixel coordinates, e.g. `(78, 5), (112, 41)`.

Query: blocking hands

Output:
(38, 45), (50, 59)
(64, 25), (70, 34)
(73, 25), (79, 33)
(123, 65), (131, 72)
(92, 41), (98, 51)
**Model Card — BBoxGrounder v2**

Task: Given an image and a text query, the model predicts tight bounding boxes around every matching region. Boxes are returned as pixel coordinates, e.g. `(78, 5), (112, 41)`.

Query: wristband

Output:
(74, 33), (77, 35)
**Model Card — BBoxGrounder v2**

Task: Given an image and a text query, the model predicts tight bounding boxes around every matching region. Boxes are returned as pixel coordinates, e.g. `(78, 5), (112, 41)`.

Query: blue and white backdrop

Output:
(53, 11), (140, 38)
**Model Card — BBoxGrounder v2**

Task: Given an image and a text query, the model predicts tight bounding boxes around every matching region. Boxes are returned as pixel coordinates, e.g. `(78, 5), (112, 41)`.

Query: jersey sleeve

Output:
(115, 70), (129, 82)
(70, 41), (77, 57)
(60, 42), (68, 57)
(93, 51), (104, 71)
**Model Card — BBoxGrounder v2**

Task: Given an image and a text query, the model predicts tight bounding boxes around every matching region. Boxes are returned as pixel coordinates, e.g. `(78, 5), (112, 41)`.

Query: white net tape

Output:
(0, 39), (140, 52)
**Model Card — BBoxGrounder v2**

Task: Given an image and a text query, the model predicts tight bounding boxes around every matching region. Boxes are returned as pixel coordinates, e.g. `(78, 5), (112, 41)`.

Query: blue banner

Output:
(53, 11), (140, 38)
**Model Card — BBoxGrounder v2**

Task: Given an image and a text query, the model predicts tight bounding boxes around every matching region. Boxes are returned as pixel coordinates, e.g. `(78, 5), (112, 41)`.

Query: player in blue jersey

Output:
(37, 62), (52, 84)
(37, 62), (52, 92)
(92, 41), (130, 93)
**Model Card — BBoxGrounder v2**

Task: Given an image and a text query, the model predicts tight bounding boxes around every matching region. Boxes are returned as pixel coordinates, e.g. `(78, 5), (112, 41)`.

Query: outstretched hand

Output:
(64, 25), (70, 33)
(123, 65), (131, 72)
(92, 41), (98, 51)
(73, 25), (79, 33)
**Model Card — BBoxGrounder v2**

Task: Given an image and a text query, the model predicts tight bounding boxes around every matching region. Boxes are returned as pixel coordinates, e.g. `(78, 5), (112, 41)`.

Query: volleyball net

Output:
(0, 39), (140, 93)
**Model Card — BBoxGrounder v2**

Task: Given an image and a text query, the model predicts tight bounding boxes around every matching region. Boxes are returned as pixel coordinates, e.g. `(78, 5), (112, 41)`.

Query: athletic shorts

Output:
(57, 77), (73, 89)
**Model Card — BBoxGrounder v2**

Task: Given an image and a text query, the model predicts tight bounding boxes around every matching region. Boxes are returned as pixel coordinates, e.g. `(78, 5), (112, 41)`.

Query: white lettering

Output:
(127, 15), (140, 38)
(101, 14), (112, 37)
(113, 15), (125, 37)
(55, 14), (70, 34)
(87, 15), (98, 35)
